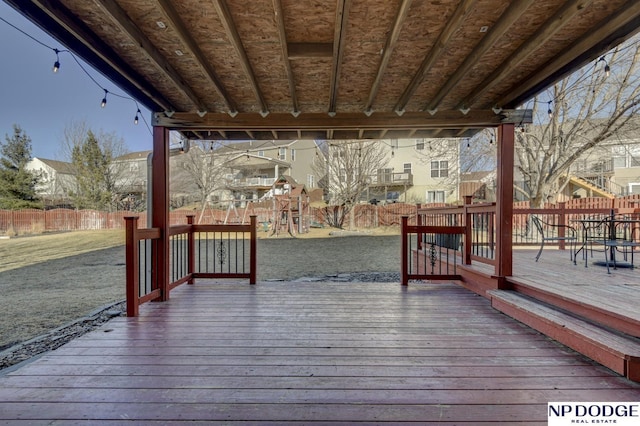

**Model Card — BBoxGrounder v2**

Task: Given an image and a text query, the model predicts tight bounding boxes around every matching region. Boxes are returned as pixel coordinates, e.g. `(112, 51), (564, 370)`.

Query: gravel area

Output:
(0, 233), (400, 371)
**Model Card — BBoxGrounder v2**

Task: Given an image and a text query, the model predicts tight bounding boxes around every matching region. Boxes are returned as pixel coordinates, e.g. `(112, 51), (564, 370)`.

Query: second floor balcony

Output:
(368, 172), (413, 187)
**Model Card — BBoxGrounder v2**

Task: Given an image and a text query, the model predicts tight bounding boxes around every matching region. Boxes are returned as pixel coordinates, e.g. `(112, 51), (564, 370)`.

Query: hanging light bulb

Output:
(466, 139), (470, 149)
(100, 89), (108, 108)
(134, 109), (141, 125)
(598, 56), (611, 77)
(52, 49), (60, 73)
(547, 100), (553, 119)
(391, 149), (395, 158)
(489, 138), (494, 145)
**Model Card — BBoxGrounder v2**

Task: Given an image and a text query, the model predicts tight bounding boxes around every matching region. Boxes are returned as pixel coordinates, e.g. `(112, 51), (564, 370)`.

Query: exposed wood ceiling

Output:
(6, 0), (640, 141)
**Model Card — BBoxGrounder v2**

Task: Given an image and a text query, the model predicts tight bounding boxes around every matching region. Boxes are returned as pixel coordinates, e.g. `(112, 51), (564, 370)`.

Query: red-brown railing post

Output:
(124, 216), (139, 317)
(463, 196), (473, 265)
(558, 202), (566, 250)
(250, 215), (257, 284)
(401, 216), (408, 285)
(187, 215), (195, 284)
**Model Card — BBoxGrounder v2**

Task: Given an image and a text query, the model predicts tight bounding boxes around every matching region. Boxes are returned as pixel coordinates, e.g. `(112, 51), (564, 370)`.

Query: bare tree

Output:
(59, 120), (130, 210)
(171, 140), (230, 223)
(313, 140), (388, 228)
(516, 35), (640, 207)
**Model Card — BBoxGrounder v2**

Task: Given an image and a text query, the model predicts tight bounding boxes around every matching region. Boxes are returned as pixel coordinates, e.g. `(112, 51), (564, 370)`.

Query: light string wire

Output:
(0, 15), (153, 136)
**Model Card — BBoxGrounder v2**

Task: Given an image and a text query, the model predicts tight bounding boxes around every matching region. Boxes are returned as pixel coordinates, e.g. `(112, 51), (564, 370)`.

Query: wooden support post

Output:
(250, 215), (257, 284)
(124, 216), (139, 317)
(463, 196), (473, 265)
(495, 123), (514, 288)
(401, 216), (408, 285)
(152, 126), (170, 301)
(187, 215), (195, 284)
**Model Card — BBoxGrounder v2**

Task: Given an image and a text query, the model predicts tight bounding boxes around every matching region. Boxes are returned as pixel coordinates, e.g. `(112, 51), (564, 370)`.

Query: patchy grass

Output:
(0, 229), (125, 273)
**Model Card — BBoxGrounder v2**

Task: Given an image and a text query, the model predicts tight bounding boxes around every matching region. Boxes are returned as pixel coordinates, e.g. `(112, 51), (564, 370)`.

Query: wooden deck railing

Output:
(125, 215), (257, 316)
(417, 198), (639, 267)
(401, 216), (465, 285)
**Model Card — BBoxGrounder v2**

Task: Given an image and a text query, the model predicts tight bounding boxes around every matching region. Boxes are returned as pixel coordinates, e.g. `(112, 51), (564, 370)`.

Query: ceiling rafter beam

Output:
(212, 0), (269, 115)
(458, 0), (595, 110)
(156, 0), (237, 114)
(394, 0), (477, 113)
(364, 0), (413, 113)
(498, 0), (640, 108)
(328, 0), (352, 114)
(379, 129), (389, 139)
(272, 0), (299, 115)
(426, 0), (535, 112)
(22, 0), (174, 111)
(93, 0), (207, 112)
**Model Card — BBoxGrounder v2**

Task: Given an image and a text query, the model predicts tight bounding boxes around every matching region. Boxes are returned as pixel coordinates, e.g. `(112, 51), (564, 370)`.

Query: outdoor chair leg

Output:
(535, 240), (545, 262)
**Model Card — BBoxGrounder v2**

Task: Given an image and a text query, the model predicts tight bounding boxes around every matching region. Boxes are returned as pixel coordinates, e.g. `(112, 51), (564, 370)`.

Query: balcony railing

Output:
(230, 177), (276, 187)
(368, 172), (413, 187)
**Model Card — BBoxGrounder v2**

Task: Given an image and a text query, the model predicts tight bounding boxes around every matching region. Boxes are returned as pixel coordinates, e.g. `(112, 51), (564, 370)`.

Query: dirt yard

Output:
(0, 227), (400, 350)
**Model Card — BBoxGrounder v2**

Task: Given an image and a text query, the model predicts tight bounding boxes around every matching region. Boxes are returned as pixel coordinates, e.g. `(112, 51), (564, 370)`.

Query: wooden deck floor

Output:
(468, 247), (640, 331)
(1, 280), (639, 424)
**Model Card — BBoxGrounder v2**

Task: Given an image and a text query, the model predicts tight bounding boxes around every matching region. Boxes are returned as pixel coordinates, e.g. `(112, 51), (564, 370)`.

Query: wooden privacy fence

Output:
(124, 215), (257, 317)
(0, 203), (420, 235)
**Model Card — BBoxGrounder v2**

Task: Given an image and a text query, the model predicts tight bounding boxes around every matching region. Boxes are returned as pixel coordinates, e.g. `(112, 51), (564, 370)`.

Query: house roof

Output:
(34, 158), (75, 175)
(115, 151), (153, 161)
(8, 1), (640, 141)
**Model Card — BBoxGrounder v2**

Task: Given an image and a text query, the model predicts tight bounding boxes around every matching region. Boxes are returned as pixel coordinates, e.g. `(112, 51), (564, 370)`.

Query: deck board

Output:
(1, 281), (639, 424)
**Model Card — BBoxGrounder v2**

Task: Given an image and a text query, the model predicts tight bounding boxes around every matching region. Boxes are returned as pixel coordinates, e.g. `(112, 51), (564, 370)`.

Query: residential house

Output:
(25, 157), (76, 207)
(376, 138), (461, 204)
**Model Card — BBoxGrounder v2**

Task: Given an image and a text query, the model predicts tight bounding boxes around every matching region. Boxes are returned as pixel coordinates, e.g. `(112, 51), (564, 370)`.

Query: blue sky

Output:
(0, 2), (153, 160)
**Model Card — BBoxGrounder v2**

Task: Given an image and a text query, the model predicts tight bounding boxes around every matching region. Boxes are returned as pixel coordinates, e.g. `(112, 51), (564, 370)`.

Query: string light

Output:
(100, 89), (108, 108)
(547, 100), (553, 118)
(52, 48), (60, 73)
(0, 15), (153, 136)
(598, 56), (610, 77)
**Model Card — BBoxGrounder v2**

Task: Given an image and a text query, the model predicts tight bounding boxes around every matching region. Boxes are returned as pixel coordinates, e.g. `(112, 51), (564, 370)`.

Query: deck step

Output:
(489, 290), (640, 382)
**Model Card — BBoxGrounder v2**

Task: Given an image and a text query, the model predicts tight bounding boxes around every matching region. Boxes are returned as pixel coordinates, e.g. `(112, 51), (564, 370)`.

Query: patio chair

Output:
(530, 215), (577, 262)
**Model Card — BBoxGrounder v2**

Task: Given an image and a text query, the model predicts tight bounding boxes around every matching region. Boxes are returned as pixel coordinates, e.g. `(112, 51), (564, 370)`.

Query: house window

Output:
(403, 163), (412, 174)
(416, 141), (424, 150)
(426, 190), (445, 203)
(258, 150), (264, 157)
(291, 149), (296, 161)
(378, 168), (392, 183)
(613, 155), (626, 168)
(307, 174), (315, 188)
(279, 147), (286, 160)
(631, 156), (640, 167)
(431, 160), (448, 178)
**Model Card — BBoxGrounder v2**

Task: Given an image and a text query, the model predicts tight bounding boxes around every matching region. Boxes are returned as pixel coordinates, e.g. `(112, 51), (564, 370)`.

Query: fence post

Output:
(250, 215), (257, 284)
(401, 216), (408, 285)
(124, 216), (139, 317)
(187, 215), (195, 284)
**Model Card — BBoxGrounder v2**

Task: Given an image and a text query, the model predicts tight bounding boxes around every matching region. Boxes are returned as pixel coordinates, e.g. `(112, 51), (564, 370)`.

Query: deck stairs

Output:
(489, 290), (640, 382)
(568, 175), (616, 198)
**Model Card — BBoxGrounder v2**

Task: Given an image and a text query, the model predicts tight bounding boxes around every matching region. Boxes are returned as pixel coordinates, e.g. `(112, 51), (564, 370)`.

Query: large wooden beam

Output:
(152, 126), (170, 301)
(153, 109), (532, 131)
